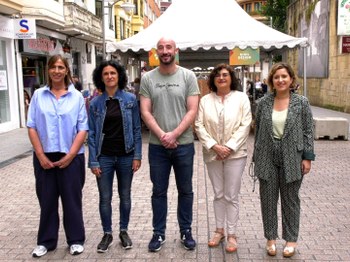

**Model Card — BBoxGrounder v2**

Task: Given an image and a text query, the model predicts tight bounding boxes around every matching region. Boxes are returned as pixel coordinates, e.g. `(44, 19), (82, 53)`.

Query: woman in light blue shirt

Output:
(27, 54), (88, 258)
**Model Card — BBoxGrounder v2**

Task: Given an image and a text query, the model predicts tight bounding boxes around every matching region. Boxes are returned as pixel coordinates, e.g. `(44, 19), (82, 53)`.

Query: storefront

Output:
(0, 15), (20, 133)
(18, 32), (68, 97)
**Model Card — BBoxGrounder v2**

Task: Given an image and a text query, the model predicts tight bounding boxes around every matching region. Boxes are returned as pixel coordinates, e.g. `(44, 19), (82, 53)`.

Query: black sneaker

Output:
(97, 233), (113, 253)
(148, 233), (166, 252)
(119, 230), (133, 250)
(180, 230), (196, 250)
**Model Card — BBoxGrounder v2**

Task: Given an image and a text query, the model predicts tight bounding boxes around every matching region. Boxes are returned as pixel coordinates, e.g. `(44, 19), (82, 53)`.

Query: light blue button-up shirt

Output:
(27, 84), (88, 154)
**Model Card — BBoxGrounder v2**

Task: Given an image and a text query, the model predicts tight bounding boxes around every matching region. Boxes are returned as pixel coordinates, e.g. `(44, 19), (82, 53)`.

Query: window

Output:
(95, 1), (102, 18)
(245, 3), (252, 13)
(108, 7), (113, 30)
(254, 2), (262, 12)
(120, 18), (125, 39)
(0, 40), (10, 123)
(133, 0), (139, 15)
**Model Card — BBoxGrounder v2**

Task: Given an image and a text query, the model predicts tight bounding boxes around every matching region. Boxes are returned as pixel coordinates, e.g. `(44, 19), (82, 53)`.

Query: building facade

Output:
(0, 0), (145, 133)
(160, 0), (171, 14)
(237, 0), (269, 25)
(114, 0), (160, 82)
(287, 0), (350, 113)
(0, 1), (23, 133)
(0, 0), (105, 133)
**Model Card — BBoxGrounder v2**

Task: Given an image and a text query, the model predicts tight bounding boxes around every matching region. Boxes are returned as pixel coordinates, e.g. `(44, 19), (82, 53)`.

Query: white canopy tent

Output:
(107, 0), (310, 96)
(107, 0), (308, 69)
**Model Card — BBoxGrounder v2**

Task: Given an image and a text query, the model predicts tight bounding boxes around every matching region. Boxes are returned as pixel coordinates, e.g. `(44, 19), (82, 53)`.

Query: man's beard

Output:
(159, 55), (175, 65)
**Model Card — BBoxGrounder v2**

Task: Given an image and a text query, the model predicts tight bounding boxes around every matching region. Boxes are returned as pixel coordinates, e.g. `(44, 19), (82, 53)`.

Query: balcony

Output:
(0, 0), (23, 16)
(60, 2), (102, 42)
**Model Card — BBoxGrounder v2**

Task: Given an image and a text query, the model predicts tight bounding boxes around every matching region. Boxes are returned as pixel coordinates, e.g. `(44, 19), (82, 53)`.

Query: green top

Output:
(272, 109), (288, 139)
(140, 66), (200, 145)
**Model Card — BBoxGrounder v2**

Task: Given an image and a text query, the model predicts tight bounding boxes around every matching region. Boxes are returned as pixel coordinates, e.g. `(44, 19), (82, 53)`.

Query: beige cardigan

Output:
(194, 91), (252, 163)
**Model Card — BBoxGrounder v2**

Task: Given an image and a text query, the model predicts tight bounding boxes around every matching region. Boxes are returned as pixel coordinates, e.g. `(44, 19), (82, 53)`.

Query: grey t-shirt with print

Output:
(140, 66), (200, 145)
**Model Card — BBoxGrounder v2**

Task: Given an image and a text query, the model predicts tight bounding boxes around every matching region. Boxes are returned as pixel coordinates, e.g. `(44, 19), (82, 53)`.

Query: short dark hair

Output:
(207, 63), (239, 93)
(92, 60), (128, 92)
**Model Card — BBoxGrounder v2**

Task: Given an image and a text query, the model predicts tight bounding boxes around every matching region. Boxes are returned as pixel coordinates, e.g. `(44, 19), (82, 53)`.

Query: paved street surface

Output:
(0, 106), (349, 261)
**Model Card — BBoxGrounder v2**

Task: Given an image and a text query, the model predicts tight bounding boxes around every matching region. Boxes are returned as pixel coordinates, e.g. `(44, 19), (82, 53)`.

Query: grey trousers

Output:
(259, 167), (303, 242)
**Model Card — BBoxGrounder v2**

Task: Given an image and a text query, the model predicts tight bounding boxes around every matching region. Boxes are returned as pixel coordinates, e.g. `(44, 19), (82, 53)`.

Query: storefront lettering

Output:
(28, 38), (55, 52)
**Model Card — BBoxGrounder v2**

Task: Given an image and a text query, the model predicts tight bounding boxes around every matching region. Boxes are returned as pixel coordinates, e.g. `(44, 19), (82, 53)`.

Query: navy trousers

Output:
(33, 152), (85, 250)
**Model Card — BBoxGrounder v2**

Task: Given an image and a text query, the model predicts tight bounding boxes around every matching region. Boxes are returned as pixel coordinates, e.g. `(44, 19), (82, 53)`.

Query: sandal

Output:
(283, 243), (297, 258)
(208, 231), (225, 247)
(225, 234), (237, 253)
(266, 240), (276, 256)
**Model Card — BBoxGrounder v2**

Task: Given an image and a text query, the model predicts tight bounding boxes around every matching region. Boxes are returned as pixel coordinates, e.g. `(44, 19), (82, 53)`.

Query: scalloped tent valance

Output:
(107, 0), (308, 54)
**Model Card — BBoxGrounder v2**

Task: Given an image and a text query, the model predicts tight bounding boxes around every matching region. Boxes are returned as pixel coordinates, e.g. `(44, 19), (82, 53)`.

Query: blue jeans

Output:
(149, 143), (195, 235)
(97, 154), (134, 233)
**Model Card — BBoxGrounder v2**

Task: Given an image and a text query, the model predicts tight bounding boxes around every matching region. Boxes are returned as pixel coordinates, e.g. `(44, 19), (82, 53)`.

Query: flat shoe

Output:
(266, 243), (276, 256)
(208, 231), (225, 247)
(225, 235), (237, 253)
(283, 246), (296, 257)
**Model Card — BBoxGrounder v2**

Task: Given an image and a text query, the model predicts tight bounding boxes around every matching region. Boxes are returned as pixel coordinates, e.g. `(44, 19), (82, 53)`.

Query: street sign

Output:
(342, 36), (350, 53)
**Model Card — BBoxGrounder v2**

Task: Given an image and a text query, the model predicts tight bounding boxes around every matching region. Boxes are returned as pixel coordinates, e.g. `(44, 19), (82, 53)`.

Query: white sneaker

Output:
(32, 245), (47, 257)
(70, 244), (84, 255)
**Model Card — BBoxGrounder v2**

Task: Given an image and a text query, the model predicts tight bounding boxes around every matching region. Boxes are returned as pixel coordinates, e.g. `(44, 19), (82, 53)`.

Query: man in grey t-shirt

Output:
(140, 37), (200, 252)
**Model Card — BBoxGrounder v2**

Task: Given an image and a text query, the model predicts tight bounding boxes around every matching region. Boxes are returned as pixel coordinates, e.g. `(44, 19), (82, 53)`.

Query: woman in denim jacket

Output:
(88, 60), (142, 252)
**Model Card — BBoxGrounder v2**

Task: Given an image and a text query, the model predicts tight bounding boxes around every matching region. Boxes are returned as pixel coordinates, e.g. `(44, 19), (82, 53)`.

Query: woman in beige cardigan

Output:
(195, 64), (251, 253)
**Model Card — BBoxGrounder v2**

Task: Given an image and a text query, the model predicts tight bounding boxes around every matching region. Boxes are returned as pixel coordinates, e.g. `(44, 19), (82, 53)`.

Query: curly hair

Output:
(92, 60), (128, 92)
(207, 63), (239, 93)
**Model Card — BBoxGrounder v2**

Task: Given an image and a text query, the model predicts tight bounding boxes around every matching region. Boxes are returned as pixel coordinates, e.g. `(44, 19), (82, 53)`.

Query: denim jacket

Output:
(88, 89), (142, 168)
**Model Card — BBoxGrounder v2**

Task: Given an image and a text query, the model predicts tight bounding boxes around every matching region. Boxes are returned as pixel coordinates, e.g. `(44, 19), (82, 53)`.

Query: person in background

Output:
(140, 37), (200, 252)
(31, 83), (41, 97)
(72, 75), (83, 91)
(88, 60), (142, 253)
(253, 62), (315, 258)
(195, 64), (251, 253)
(90, 87), (102, 100)
(27, 54), (88, 258)
(133, 77), (141, 105)
(132, 77), (142, 123)
(261, 78), (268, 94)
(24, 89), (31, 121)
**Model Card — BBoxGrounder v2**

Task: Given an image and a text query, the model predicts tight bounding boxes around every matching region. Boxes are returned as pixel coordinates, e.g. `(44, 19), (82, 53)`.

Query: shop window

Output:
(22, 56), (46, 97)
(0, 40), (10, 123)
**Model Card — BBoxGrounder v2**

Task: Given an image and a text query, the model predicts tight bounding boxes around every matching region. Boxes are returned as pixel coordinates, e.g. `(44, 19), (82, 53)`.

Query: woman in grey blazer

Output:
(253, 62), (315, 258)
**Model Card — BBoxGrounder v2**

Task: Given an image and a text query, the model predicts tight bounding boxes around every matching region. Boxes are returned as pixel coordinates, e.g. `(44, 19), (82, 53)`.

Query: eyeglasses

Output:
(214, 73), (230, 78)
(49, 66), (66, 71)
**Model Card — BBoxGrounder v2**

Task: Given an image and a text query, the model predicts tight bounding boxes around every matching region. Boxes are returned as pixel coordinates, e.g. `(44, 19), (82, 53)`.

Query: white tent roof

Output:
(107, 0), (308, 53)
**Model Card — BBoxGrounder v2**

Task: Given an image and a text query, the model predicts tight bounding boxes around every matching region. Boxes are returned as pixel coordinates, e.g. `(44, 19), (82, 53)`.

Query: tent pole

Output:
(253, 64), (256, 104)
(303, 47), (307, 98)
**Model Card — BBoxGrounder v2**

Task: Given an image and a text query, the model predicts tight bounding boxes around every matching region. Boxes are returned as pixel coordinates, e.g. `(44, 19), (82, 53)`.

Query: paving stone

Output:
(0, 106), (350, 261)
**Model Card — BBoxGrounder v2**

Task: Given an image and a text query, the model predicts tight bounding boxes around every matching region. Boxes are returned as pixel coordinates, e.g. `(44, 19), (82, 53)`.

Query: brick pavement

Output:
(0, 131), (350, 261)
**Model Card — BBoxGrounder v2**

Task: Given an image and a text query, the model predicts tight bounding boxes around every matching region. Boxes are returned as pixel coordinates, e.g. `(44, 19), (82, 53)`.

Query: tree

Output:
(261, 0), (290, 33)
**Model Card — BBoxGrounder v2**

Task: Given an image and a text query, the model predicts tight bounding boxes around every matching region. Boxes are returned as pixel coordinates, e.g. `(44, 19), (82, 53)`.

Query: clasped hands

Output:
(212, 144), (232, 160)
(37, 152), (74, 170)
(160, 131), (179, 149)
